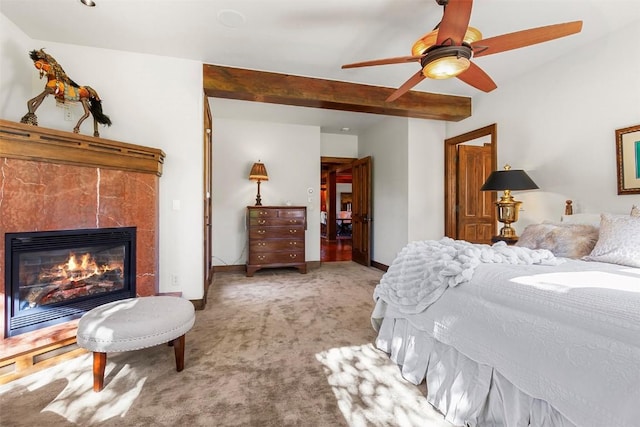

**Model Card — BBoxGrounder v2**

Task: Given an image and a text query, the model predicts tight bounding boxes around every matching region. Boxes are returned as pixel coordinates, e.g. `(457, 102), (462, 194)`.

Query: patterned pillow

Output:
(632, 205), (640, 217)
(584, 214), (640, 267)
(516, 223), (558, 249)
(516, 223), (599, 258)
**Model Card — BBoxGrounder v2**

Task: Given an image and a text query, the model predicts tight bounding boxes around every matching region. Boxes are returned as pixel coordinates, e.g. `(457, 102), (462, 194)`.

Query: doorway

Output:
(320, 156), (372, 265)
(444, 124), (497, 244)
(321, 157), (354, 262)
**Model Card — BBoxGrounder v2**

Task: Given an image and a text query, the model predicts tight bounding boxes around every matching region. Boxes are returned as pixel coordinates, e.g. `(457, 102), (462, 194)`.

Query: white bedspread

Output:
(373, 237), (562, 315)
(372, 255), (640, 427)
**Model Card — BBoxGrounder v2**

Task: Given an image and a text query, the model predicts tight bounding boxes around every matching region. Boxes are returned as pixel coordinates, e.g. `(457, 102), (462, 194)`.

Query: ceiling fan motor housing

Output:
(421, 45), (472, 79)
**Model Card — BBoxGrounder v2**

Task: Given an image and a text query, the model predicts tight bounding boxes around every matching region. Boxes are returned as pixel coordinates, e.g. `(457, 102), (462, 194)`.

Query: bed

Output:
(371, 203), (640, 427)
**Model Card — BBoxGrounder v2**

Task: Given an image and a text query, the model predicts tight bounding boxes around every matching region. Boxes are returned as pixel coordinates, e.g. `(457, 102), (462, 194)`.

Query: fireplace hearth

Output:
(5, 227), (136, 337)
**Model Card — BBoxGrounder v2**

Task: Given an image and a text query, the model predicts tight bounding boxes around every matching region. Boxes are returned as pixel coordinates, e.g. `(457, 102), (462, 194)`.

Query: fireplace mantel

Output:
(0, 119), (164, 384)
(0, 119), (165, 176)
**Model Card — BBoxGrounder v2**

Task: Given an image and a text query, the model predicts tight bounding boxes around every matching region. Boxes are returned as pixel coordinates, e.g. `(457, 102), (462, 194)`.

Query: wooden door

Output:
(351, 156), (372, 266)
(444, 124), (497, 240)
(457, 144), (493, 243)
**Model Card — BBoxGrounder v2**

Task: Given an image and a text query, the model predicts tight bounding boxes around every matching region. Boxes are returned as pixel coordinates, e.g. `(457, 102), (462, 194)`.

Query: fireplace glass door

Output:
(5, 227), (136, 337)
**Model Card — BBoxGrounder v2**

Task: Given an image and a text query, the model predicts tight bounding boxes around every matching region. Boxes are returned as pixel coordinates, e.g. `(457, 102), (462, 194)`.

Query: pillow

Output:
(631, 205), (640, 217)
(560, 213), (602, 227)
(516, 223), (558, 249)
(516, 223), (599, 258)
(584, 214), (640, 267)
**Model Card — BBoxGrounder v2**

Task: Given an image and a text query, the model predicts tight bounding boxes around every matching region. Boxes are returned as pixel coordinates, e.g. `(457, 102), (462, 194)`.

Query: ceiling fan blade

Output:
(342, 55), (423, 69)
(386, 70), (426, 102)
(457, 62), (497, 92)
(471, 21), (583, 58)
(436, 0), (473, 45)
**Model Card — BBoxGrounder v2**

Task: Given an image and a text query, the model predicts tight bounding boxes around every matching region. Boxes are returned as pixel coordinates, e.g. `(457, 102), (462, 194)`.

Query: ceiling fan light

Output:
(412, 30), (438, 56)
(463, 27), (482, 44)
(423, 56), (470, 79)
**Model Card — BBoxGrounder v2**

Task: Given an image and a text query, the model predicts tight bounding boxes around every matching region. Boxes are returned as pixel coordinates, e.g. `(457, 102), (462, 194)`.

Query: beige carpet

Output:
(0, 262), (453, 426)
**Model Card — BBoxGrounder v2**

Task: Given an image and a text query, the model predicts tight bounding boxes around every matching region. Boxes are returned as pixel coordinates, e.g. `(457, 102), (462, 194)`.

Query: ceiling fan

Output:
(342, 0), (583, 102)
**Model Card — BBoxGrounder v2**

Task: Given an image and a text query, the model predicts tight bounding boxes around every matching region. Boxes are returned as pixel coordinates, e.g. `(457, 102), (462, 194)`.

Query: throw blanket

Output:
(373, 237), (563, 314)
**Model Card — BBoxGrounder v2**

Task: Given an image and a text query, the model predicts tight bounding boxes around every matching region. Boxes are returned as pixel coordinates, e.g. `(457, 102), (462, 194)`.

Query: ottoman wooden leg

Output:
(93, 352), (107, 392)
(172, 334), (185, 372)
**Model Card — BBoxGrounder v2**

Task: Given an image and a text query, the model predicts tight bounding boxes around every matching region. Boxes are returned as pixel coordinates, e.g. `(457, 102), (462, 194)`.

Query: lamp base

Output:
(254, 180), (263, 206)
(497, 223), (517, 239)
(491, 223), (518, 245)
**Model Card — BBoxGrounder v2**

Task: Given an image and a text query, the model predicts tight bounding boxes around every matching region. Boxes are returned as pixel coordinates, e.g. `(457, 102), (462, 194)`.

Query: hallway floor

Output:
(320, 238), (352, 262)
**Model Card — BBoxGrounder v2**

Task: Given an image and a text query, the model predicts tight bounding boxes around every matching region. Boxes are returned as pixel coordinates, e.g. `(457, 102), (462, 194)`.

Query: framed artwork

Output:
(615, 124), (640, 195)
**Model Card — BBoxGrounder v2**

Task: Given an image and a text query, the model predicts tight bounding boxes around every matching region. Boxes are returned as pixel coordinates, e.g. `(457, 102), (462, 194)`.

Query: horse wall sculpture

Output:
(21, 49), (112, 137)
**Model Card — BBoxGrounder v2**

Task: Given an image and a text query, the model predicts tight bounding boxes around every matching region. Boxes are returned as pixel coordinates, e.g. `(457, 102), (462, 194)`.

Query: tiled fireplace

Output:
(0, 119), (165, 382)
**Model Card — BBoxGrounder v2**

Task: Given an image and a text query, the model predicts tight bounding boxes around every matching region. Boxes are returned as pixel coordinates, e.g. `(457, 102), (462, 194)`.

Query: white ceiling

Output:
(3, 0), (640, 135)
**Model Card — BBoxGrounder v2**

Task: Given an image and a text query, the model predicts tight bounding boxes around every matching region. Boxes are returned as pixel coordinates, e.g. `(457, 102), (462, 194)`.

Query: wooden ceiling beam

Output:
(203, 64), (471, 122)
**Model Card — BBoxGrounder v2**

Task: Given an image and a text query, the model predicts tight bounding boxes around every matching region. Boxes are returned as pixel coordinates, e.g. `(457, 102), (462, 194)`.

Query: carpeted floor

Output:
(0, 262), (453, 426)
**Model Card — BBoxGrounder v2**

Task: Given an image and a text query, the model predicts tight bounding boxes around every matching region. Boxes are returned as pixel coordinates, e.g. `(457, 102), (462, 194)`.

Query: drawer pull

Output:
(258, 211), (268, 216)
(259, 242), (266, 247)
(289, 254), (297, 259)
(289, 241), (297, 246)
(289, 229), (297, 234)
(258, 219), (266, 225)
(257, 255), (266, 261)
(289, 219), (297, 224)
(258, 230), (266, 234)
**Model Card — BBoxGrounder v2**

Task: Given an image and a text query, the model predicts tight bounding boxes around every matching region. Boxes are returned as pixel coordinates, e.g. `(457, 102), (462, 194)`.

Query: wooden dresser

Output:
(246, 206), (307, 277)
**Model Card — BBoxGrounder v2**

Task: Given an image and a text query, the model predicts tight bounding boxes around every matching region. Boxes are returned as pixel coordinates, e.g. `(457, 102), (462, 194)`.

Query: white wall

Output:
(320, 133), (358, 157)
(359, 116), (409, 265)
(447, 21), (640, 231)
(0, 14), (205, 299)
(0, 14), (33, 120)
(356, 117), (446, 266)
(408, 118), (446, 241)
(210, 115), (321, 266)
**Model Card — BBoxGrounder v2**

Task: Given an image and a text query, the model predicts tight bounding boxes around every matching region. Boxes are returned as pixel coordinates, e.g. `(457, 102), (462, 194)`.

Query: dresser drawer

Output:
(247, 208), (278, 219)
(248, 252), (304, 265)
(249, 216), (305, 227)
(249, 239), (304, 252)
(277, 209), (305, 219)
(249, 226), (304, 239)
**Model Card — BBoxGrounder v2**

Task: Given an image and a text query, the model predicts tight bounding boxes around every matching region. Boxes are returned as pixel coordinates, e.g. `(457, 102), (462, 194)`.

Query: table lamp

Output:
(249, 161), (268, 206)
(480, 164), (539, 239)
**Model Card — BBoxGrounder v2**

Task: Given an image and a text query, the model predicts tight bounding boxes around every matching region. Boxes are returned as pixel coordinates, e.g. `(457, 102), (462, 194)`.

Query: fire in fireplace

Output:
(5, 227), (136, 337)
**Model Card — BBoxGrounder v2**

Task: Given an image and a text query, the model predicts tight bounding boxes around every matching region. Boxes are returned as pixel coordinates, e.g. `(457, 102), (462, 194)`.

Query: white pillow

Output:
(584, 214), (640, 267)
(560, 213), (602, 227)
(561, 212), (630, 227)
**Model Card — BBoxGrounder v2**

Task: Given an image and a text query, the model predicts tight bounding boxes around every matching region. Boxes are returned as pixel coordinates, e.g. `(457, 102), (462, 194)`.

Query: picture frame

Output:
(615, 124), (640, 195)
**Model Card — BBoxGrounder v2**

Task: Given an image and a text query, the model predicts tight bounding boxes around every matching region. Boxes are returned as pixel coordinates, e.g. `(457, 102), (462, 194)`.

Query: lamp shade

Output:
(480, 169), (538, 191)
(249, 162), (268, 181)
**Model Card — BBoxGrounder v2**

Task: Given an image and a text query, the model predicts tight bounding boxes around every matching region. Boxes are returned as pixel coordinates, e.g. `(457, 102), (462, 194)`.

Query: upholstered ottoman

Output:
(76, 295), (195, 392)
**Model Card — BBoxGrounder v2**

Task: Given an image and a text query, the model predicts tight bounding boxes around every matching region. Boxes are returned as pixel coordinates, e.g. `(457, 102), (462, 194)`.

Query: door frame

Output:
(321, 156), (356, 241)
(202, 95), (213, 306)
(444, 124), (497, 239)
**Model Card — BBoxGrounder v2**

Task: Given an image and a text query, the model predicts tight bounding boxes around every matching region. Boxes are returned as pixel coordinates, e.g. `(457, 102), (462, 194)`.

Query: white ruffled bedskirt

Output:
(375, 316), (576, 427)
